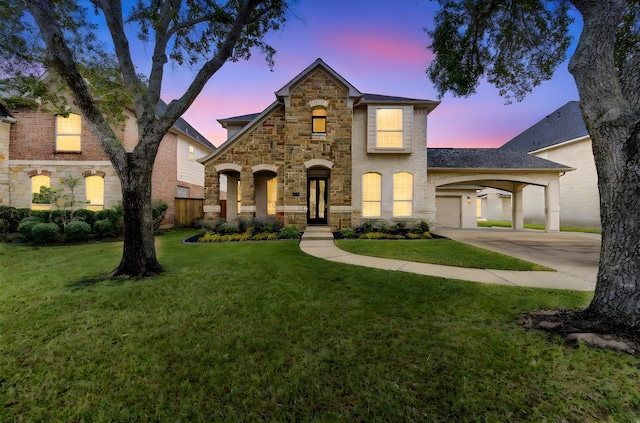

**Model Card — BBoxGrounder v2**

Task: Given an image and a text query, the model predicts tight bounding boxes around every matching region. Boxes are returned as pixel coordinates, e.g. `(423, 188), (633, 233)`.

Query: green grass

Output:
(2, 231), (640, 422)
(336, 238), (552, 271)
(478, 220), (602, 234)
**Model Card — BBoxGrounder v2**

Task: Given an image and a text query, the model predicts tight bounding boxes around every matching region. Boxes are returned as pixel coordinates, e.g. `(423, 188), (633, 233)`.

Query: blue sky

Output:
(157, 0), (581, 148)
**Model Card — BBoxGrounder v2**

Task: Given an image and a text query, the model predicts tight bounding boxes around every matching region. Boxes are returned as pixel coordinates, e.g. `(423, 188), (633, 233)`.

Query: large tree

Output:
(0, 0), (288, 277)
(427, 0), (640, 329)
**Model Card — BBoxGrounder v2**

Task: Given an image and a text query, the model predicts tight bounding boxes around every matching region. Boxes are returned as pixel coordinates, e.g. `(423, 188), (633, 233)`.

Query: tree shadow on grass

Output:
(66, 272), (133, 290)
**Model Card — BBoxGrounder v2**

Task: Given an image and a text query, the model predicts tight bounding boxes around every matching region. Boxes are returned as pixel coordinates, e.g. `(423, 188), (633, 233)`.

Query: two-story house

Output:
(0, 99), (214, 227)
(200, 59), (572, 231)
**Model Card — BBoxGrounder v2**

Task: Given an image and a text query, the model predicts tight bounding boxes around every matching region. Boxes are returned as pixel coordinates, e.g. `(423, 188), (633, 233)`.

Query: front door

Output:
(307, 177), (328, 225)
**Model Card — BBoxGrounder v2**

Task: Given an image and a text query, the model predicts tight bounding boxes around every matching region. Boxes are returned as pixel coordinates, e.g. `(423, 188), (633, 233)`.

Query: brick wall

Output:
(152, 132), (178, 226)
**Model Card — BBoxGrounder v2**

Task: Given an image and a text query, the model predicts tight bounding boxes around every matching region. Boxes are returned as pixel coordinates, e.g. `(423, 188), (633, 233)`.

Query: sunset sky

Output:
(157, 0), (582, 148)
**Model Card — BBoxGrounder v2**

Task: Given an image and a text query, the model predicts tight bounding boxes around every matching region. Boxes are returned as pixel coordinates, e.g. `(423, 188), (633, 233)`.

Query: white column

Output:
(511, 183), (524, 230)
(545, 178), (561, 232)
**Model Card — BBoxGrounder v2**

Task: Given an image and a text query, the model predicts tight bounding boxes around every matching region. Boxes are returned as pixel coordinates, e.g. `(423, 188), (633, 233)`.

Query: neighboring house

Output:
(500, 101), (600, 229)
(0, 99), (214, 227)
(200, 59), (572, 231)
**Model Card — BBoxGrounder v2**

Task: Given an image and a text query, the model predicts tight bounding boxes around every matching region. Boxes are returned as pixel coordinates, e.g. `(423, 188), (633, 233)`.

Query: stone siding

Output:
(205, 68), (353, 229)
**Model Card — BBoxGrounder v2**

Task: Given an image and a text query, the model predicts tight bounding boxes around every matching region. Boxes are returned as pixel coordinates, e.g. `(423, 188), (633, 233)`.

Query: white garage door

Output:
(436, 196), (461, 228)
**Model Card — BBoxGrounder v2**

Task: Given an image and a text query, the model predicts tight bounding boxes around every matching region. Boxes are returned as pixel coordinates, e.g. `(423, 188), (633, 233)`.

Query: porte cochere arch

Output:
(426, 149), (574, 232)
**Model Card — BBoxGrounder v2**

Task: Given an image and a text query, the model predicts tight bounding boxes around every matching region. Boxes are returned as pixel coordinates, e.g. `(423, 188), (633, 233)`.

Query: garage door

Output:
(436, 196), (461, 228)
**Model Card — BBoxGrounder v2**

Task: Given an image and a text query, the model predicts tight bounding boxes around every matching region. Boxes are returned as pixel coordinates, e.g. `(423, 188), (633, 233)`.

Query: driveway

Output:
(434, 228), (600, 285)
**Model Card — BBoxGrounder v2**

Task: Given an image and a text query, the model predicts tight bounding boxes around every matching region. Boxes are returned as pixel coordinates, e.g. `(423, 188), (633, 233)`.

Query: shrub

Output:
(359, 232), (388, 239)
(93, 219), (115, 238)
(412, 220), (430, 234)
(278, 225), (300, 240)
(0, 218), (10, 234)
(0, 207), (29, 233)
(152, 199), (169, 230)
(65, 221), (92, 241)
(31, 222), (60, 243)
(95, 207), (123, 234)
(73, 209), (96, 226)
(30, 209), (52, 223)
(193, 219), (213, 231)
(215, 221), (238, 235)
(19, 217), (44, 241)
(339, 228), (357, 239)
(51, 209), (72, 229)
(251, 232), (278, 241)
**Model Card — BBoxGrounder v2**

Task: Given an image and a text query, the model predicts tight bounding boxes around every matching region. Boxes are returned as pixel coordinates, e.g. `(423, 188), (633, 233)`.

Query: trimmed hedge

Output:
(65, 221), (92, 241)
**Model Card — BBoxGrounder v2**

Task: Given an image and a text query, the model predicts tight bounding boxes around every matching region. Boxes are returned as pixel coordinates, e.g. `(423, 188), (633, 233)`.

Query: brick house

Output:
(200, 59), (573, 231)
(0, 100), (214, 227)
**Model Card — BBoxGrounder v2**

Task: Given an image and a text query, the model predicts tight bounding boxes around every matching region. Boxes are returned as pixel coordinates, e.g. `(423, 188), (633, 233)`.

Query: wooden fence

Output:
(174, 198), (204, 228)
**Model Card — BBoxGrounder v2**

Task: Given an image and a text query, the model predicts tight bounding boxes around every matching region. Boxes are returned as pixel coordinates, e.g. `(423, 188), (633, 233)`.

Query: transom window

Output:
(312, 108), (327, 134)
(362, 172), (381, 217)
(393, 172), (413, 216)
(56, 113), (82, 152)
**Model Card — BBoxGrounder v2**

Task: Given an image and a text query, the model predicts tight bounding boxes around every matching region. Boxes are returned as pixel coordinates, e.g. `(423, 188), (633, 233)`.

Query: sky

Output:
(156, 0), (582, 148)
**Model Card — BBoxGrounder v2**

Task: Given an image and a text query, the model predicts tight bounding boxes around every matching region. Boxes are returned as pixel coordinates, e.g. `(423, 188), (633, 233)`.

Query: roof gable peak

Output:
(274, 58), (362, 99)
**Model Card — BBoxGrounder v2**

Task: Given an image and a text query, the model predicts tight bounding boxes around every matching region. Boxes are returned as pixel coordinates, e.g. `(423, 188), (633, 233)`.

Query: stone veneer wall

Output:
(204, 68), (353, 229)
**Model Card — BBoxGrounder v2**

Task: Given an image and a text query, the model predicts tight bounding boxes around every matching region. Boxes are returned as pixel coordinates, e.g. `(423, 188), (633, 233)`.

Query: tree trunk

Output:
(569, 0), (640, 328)
(112, 152), (164, 277)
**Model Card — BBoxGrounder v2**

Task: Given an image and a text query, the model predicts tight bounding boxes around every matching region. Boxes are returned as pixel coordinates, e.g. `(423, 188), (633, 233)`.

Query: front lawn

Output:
(335, 238), (552, 271)
(2, 231), (639, 422)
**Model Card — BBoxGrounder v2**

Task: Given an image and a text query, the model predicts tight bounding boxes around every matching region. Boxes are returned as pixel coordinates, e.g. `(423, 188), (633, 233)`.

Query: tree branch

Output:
(24, 0), (127, 175)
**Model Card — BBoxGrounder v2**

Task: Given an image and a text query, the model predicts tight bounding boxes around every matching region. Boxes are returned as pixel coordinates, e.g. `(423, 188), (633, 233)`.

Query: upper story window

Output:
(312, 108), (327, 134)
(367, 106), (413, 153)
(56, 113), (82, 152)
(31, 174), (51, 210)
(189, 145), (195, 161)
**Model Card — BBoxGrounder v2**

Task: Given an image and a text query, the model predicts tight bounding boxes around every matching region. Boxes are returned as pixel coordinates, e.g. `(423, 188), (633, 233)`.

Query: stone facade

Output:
(201, 59), (439, 230)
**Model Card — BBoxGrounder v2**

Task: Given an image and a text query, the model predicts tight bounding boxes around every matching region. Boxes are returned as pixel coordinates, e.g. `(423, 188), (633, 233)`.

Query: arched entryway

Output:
(307, 166), (330, 225)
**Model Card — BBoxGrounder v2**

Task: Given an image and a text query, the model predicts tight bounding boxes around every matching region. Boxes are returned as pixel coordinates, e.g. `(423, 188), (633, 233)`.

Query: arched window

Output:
(393, 172), (413, 216)
(31, 174), (51, 210)
(85, 175), (105, 211)
(312, 108), (327, 134)
(362, 173), (381, 217)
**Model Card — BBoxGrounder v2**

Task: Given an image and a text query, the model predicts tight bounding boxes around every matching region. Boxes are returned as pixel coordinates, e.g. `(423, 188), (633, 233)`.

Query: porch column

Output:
(544, 178), (561, 233)
(226, 174), (239, 221)
(511, 183), (524, 230)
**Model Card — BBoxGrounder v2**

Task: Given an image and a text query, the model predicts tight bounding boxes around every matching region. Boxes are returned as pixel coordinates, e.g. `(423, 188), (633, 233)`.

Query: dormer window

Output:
(312, 108), (327, 134)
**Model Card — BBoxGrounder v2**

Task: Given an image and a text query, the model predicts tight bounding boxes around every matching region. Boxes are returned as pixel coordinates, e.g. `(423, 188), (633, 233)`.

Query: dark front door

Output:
(307, 177), (328, 225)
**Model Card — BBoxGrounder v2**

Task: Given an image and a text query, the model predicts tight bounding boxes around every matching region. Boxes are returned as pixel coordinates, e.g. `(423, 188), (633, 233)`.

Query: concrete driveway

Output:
(434, 228), (601, 286)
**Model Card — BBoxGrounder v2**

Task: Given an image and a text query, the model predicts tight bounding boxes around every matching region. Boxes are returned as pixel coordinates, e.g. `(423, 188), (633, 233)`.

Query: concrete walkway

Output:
(299, 226), (597, 291)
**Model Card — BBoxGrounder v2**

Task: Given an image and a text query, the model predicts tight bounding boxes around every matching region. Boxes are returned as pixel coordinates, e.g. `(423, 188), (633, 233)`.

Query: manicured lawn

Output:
(2, 231), (639, 421)
(335, 238), (552, 271)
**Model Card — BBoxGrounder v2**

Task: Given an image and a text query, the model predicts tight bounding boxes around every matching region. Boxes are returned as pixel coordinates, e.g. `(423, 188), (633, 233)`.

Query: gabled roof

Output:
(501, 101), (589, 152)
(275, 58), (362, 99)
(155, 100), (215, 151)
(217, 113), (261, 128)
(427, 148), (573, 171)
(360, 93), (439, 110)
(199, 59), (440, 165)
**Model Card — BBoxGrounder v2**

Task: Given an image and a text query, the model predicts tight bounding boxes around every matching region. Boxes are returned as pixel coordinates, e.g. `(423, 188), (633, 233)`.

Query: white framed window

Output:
(393, 172), (413, 216)
(31, 174), (51, 210)
(56, 113), (82, 152)
(362, 172), (381, 217)
(367, 106), (413, 153)
(85, 175), (104, 211)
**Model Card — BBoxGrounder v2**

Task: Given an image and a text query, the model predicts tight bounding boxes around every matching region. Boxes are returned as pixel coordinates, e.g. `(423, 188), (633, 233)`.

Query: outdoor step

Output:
(301, 226), (335, 241)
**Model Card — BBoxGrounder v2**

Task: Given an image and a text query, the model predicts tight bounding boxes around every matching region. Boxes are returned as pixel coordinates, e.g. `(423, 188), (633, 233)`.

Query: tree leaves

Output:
(426, 0), (573, 103)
